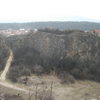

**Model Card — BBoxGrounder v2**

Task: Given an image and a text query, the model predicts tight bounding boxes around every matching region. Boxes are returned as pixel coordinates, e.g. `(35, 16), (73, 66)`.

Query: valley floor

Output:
(0, 75), (100, 100)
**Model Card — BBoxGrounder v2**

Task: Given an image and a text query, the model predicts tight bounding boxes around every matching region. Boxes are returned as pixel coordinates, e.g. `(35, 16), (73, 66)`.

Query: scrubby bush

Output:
(32, 65), (43, 75)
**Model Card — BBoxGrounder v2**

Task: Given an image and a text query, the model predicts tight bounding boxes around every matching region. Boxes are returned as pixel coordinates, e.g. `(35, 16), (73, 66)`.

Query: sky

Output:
(0, 0), (100, 22)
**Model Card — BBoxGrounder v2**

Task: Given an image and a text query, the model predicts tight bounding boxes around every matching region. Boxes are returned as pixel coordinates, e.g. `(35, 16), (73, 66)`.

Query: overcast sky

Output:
(0, 0), (100, 22)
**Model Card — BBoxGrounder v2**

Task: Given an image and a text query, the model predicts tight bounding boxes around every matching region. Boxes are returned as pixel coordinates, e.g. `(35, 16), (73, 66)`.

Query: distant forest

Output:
(0, 22), (100, 30)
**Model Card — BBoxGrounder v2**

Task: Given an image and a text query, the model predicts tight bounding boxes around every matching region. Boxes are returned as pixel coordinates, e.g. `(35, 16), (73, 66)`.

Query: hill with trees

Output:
(5, 30), (100, 83)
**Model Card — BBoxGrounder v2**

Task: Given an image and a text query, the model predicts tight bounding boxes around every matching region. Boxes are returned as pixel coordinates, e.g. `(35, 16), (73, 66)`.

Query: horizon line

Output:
(0, 21), (100, 23)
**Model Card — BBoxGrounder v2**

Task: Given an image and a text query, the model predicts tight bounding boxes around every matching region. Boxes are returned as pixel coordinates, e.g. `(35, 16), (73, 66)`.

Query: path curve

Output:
(0, 49), (28, 93)
(0, 81), (28, 93)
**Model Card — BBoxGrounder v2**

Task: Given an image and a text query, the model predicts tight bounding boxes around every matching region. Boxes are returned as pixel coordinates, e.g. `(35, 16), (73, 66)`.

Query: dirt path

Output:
(0, 81), (27, 93)
(0, 49), (28, 92)
(0, 49), (13, 80)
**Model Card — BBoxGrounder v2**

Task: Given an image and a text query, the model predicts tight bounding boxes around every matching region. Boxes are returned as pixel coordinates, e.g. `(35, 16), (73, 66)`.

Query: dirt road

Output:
(0, 49), (13, 80)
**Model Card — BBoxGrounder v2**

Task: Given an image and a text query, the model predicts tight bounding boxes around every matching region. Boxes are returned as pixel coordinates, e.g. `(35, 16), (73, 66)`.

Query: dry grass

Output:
(0, 75), (100, 100)
(26, 75), (100, 100)
(71, 81), (100, 100)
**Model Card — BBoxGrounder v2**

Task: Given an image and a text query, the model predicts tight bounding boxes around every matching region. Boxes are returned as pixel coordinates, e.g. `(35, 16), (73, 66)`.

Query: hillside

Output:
(0, 35), (9, 71)
(0, 22), (100, 30)
(6, 30), (100, 82)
